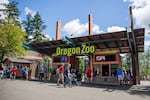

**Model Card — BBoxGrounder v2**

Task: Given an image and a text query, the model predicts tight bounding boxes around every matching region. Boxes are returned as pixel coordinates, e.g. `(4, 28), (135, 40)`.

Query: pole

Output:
(129, 6), (140, 85)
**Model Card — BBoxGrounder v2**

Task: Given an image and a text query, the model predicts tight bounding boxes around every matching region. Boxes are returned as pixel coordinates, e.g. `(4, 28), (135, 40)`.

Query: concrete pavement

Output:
(0, 79), (149, 100)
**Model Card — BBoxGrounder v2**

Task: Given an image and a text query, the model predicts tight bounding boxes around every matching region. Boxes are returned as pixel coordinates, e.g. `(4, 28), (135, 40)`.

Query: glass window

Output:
(102, 64), (109, 76)
(95, 55), (116, 62)
(53, 56), (68, 63)
(93, 64), (100, 77)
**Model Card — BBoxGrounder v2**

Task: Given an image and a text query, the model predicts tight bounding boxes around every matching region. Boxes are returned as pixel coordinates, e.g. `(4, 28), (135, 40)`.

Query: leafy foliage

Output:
(0, 1), (20, 21)
(121, 52), (150, 76)
(140, 67), (150, 76)
(79, 58), (85, 73)
(22, 12), (48, 43)
(22, 13), (34, 42)
(139, 51), (150, 76)
(0, 20), (27, 62)
(0, 1), (27, 63)
(4, 1), (20, 19)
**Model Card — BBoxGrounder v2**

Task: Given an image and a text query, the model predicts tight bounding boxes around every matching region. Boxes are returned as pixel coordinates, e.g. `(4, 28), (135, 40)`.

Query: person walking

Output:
(64, 64), (72, 87)
(57, 63), (64, 86)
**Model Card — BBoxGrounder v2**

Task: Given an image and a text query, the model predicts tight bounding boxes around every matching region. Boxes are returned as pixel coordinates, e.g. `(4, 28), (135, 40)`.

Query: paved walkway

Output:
(0, 79), (149, 100)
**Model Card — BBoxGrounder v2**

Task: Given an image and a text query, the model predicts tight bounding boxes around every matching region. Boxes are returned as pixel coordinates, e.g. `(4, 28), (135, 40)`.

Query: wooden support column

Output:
(131, 53), (136, 85)
(130, 6), (140, 85)
(136, 54), (140, 84)
(109, 64), (111, 76)
(100, 64), (102, 76)
(131, 53), (140, 85)
(90, 55), (93, 69)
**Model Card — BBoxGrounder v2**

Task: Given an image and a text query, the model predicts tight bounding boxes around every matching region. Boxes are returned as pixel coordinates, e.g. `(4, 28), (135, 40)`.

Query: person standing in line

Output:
(11, 66), (17, 81)
(57, 63), (64, 86)
(117, 67), (123, 86)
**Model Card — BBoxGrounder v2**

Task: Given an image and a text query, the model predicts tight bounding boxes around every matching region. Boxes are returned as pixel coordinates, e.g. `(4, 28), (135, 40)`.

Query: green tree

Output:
(22, 13), (34, 42)
(121, 53), (131, 71)
(139, 52), (145, 67)
(0, 1), (27, 63)
(0, 1), (20, 25)
(4, 1), (20, 19)
(79, 58), (85, 81)
(139, 49), (150, 76)
(33, 12), (46, 41)
(22, 12), (48, 43)
(43, 55), (51, 79)
(0, 20), (27, 63)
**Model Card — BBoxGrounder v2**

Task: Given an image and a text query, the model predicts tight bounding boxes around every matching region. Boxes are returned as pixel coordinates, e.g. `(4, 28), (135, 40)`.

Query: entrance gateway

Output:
(30, 28), (145, 85)
(30, 10), (145, 85)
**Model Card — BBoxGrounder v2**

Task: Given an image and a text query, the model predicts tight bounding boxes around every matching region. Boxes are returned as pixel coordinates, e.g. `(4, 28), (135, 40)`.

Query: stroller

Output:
(72, 73), (82, 86)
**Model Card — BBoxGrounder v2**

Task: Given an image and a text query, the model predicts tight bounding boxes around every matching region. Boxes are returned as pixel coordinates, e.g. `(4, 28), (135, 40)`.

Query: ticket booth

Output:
(92, 50), (121, 84)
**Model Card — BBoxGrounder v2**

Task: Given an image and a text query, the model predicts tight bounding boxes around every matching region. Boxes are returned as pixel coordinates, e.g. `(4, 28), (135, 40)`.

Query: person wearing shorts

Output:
(57, 63), (64, 86)
(117, 67), (123, 86)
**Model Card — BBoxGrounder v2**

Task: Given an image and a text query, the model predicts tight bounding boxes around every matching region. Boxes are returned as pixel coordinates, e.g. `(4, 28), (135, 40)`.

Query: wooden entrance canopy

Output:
(30, 28), (144, 56)
(29, 28), (145, 85)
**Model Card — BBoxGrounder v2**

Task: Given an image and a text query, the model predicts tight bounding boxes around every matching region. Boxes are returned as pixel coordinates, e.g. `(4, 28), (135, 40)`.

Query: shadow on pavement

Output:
(127, 85), (150, 97)
(29, 79), (54, 84)
(81, 82), (131, 91)
(29, 79), (150, 96)
(81, 82), (150, 96)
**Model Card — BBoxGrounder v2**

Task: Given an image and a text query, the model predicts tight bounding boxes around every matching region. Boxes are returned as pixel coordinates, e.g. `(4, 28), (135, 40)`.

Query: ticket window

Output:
(102, 64), (109, 76)
(53, 56), (68, 63)
(51, 56), (68, 75)
(111, 64), (118, 76)
(93, 64), (100, 77)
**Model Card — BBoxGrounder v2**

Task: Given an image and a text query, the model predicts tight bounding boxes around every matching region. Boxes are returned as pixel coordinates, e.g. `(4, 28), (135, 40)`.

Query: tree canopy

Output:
(1, 1), (20, 19)
(0, 1), (27, 63)
(22, 12), (49, 43)
(0, 20), (27, 63)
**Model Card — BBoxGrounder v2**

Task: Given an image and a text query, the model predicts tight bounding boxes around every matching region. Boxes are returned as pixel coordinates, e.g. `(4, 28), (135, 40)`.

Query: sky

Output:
(0, 0), (150, 51)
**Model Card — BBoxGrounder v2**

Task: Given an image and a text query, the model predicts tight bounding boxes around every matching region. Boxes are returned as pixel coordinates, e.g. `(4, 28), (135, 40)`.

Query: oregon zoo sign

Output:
(56, 44), (95, 56)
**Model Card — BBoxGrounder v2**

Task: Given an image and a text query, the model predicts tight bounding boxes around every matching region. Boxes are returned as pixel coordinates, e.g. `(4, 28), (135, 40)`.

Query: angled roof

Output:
(4, 58), (32, 64)
(30, 28), (145, 55)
